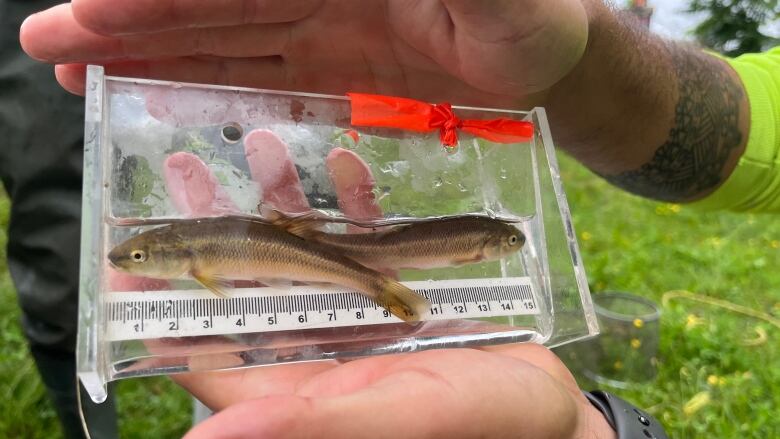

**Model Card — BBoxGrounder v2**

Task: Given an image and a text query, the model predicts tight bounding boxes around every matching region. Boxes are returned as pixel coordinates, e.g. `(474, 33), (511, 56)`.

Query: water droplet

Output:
(379, 161), (409, 178)
(499, 168), (508, 180)
(444, 143), (459, 154)
(372, 186), (392, 203)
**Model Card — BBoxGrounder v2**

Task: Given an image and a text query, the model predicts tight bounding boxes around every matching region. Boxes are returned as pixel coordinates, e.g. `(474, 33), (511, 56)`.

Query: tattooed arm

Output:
(545, 2), (749, 202)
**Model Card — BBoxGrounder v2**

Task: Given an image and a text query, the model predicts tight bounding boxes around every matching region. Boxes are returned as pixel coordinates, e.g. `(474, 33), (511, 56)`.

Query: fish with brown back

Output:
(108, 217), (431, 322)
(270, 212), (526, 270)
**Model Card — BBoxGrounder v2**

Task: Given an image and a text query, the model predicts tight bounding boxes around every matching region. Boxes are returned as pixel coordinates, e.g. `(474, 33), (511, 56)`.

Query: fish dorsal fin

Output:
(192, 271), (232, 298)
(260, 207), (323, 239)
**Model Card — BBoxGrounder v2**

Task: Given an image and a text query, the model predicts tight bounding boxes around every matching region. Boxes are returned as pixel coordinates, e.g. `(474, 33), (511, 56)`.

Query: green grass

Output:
(1, 153), (779, 437)
(558, 154), (780, 437)
(0, 188), (191, 439)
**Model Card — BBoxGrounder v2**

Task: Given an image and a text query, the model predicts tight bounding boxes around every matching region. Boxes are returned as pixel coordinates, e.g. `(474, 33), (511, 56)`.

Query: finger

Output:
(55, 63), (91, 95)
(70, 0), (324, 35)
(164, 152), (239, 216)
(54, 56), (289, 95)
(326, 147), (382, 222)
(185, 350), (579, 439)
(21, 4), (292, 63)
(244, 129), (309, 213)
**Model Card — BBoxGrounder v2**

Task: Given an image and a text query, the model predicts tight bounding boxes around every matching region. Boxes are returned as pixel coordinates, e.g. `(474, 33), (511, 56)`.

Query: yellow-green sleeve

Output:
(689, 46), (780, 213)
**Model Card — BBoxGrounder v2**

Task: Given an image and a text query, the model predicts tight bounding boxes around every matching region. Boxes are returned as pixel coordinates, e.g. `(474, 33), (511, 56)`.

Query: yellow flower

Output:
(683, 391), (711, 416)
(581, 231), (592, 241)
(630, 338), (642, 349)
(707, 375), (719, 386)
(655, 203), (683, 215)
(613, 360), (624, 370)
(686, 314), (704, 330)
(633, 318), (644, 328)
(771, 240), (780, 249)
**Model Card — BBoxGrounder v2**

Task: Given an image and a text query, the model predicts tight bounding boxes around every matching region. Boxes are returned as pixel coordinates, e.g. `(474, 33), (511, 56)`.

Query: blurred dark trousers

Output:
(0, 1), (118, 437)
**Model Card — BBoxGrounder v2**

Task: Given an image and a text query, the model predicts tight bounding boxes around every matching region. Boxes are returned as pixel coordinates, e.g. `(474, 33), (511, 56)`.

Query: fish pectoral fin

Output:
(192, 271), (233, 298)
(256, 278), (293, 290)
(261, 207), (323, 239)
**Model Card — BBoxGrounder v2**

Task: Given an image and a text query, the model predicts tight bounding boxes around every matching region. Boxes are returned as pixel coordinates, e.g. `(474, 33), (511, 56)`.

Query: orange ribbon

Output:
(347, 93), (534, 148)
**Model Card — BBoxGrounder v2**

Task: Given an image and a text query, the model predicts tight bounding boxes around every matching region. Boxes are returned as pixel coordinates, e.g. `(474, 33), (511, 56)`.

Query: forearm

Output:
(545, 1), (749, 202)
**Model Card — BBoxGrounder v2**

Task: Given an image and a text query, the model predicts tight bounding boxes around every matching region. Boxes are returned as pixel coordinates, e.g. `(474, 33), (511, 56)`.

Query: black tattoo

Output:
(603, 48), (744, 201)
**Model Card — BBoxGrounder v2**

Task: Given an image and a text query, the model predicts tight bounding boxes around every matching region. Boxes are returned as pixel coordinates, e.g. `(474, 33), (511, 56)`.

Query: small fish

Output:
(108, 217), (430, 322)
(272, 214), (525, 270)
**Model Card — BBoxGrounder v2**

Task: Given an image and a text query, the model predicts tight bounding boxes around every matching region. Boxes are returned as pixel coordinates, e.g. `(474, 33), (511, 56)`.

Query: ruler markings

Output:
(105, 277), (539, 341)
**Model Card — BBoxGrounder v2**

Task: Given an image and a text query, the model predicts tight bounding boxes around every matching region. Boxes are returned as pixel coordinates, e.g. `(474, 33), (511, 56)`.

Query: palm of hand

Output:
(21, 0), (589, 105)
(178, 344), (584, 439)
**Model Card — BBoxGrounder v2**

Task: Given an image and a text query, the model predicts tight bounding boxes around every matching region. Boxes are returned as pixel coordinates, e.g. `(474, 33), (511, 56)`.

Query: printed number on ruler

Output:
(105, 277), (538, 341)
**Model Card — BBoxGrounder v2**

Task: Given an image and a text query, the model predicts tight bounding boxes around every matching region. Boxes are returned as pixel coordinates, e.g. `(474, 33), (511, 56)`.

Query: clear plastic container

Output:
(78, 65), (598, 403)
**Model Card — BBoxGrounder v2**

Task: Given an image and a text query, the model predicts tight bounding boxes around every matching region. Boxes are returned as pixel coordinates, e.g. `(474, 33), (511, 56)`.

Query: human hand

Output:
(20, 0), (590, 106)
(177, 344), (616, 439)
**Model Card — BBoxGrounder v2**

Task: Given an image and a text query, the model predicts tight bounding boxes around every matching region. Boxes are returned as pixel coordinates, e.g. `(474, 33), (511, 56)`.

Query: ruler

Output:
(105, 277), (538, 341)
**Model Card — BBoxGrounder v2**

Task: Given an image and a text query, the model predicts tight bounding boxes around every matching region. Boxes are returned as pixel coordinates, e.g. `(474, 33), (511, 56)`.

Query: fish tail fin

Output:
(376, 278), (431, 323)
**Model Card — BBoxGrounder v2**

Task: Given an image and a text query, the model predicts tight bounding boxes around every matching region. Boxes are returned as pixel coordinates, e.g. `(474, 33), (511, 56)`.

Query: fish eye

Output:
(508, 235), (518, 245)
(130, 250), (147, 263)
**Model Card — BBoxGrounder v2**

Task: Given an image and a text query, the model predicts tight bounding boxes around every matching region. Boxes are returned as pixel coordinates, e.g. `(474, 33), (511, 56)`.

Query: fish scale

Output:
(180, 220), (376, 289)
